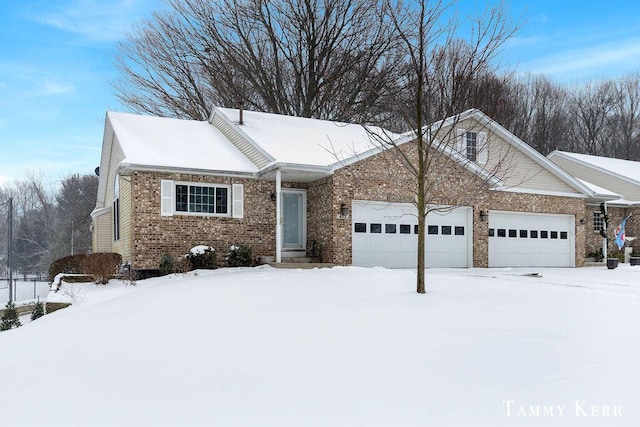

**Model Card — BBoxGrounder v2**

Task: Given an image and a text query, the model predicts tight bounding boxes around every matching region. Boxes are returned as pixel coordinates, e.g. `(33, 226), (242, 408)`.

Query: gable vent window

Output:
(466, 132), (477, 162)
(457, 128), (487, 164)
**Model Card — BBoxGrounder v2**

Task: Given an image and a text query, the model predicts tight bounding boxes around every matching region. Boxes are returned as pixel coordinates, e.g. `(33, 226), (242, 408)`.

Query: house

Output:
(92, 107), (601, 273)
(548, 151), (640, 257)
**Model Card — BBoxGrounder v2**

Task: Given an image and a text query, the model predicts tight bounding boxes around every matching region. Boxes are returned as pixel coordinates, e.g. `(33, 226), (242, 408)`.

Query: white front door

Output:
(282, 190), (306, 251)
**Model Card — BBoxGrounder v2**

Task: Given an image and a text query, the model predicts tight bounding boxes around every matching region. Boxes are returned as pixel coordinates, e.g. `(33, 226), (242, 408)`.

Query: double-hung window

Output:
(161, 180), (242, 218)
(593, 211), (604, 232)
(456, 128), (487, 164)
(113, 174), (120, 241)
(466, 131), (477, 162)
(175, 184), (229, 215)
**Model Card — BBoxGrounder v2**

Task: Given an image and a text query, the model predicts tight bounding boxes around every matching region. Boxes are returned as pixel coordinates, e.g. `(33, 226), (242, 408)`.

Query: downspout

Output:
(276, 169), (282, 263)
(602, 201), (608, 260)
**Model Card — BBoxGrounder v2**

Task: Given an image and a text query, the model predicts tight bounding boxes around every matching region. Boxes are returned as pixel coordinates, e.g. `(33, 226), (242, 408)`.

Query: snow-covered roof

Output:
(216, 108), (398, 167)
(576, 179), (621, 200)
(107, 111), (258, 174)
(551, 151), (640, 185)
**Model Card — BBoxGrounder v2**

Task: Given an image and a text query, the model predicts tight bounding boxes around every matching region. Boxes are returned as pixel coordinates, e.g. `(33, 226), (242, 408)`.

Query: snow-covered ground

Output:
(0, 279), (51, 305)
(0, 265), (638, 426)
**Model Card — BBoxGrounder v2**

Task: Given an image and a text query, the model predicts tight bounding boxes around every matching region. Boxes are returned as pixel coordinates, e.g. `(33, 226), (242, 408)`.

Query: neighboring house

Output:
(548, 151), (640, 257)
(92, 107), (602, 273)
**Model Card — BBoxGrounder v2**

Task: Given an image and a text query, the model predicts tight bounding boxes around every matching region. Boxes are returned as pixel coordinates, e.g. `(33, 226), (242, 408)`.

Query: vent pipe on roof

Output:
(238, 101), (244, 125)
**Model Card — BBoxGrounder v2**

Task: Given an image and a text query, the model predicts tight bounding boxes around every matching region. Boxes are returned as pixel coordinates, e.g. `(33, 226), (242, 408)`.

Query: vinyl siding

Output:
(92, 130), (126, 253)
(93, 211), (112, 253)
(105, 138), (125, 202)
(112, 176), (132, 263)
(551, 156), (640, 201)
(443, 117), (578, 194)
(488, 143), (576, 193)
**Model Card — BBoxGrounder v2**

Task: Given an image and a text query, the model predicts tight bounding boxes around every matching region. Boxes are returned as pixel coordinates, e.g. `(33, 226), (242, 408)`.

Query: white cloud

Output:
(522, 37), (640, 79)
(40, 78), (75, 95)
(504, 34), (550, 49)
(36, 0), (162, 42)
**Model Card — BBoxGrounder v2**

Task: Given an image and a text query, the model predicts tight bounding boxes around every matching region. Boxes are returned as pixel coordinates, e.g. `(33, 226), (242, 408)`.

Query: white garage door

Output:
(352, 201), (472, 268)
(488, 211), (575, 267)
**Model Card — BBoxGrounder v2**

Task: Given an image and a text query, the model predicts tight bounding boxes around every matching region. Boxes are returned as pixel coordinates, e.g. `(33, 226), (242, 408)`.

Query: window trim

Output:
(173, 182), (232, 217)
(113, 173), (120, 241)
(593, 211), (604, 232)
(457, 128), (487, 164)
(466, 131), (478, 162)
(113, 198), (120, 241)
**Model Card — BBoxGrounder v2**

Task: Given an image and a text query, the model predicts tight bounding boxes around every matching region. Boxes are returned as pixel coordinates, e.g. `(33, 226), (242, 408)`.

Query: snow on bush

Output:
(189, 245), (214, 255)
(226, 244), (253, 267)
(186, 245), (217, 269)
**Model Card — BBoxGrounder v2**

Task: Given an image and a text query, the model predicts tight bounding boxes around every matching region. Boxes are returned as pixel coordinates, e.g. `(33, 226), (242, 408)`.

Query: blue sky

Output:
(2, 0), (640, 186)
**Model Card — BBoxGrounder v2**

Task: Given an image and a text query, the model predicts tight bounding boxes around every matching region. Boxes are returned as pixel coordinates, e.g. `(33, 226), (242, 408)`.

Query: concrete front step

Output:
(268, 262), (335, 269)
(259, 256), (323, 264)
(284, 257), (320, 263)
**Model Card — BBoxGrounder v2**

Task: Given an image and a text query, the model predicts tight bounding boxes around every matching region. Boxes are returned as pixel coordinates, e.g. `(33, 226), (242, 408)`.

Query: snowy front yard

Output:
(1, 266), (638, 426)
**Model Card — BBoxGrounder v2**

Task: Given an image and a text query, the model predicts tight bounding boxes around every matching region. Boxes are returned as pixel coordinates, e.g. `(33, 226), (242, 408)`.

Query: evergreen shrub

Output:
(226, 244), (253, 267)
(186, 246), (217, 269)
(1, 301), (22, 331)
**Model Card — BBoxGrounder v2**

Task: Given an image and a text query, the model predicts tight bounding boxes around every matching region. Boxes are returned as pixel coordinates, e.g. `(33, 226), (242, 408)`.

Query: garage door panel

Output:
(352, 201), (472, 268)
(488, 211), (574, 267)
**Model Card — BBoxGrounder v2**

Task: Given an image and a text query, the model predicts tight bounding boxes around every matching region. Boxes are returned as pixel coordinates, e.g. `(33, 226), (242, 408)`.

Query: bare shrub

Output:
(81, 253), (123, 285)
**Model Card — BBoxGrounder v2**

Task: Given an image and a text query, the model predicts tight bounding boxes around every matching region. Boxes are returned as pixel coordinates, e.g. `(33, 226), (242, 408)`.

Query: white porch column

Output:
(602, 201), (608, 261)
(276, 169), (282, 263)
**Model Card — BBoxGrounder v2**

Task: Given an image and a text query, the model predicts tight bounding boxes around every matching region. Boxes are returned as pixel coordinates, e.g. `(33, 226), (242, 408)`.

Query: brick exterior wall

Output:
(307, 176), (334, 262)
(321, 145), (587, 267)
(584, 205), (640, 258)
(127, 142), (591, 270)
(130, 171), (278, 270)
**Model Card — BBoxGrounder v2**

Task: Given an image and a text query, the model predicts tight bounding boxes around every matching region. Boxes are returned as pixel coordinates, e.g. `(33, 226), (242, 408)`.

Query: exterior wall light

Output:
(340, 203), (349, 218)
(479, 209), (488, 222)
(270, 192), (277, 202)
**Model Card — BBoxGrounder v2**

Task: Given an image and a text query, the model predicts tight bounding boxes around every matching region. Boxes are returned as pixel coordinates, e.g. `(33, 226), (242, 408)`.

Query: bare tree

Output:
(569, 80), (615, 156)
(0, 173), (98, 275)
(3, 173), (56, 274)
(114, 0), (400, 123)
(51, 174), (99, 260)
(510, 74), (570, 155)
(609, 73), (640, 160)
(367, 0), (518, 293)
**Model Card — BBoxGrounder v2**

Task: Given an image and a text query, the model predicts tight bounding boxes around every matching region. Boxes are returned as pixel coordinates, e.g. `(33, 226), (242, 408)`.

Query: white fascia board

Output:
(329, 144), (384, 170)
(209, 107), (276, 163)
(436, 140), (504, 187)
(95, 112), (115, 209)
(118, 163), (259, 179)
(329, 125), (503, 187)
(259, 162), (332, 176)
(329, 128), (414, 171)
(90, 205), (111, 219)
(493, 186), (587, 198)
(427, 109), (478, 132)
(602, 199), (640, 207)
(548, 150), (640, 189)
(444, 110), (594, 197)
